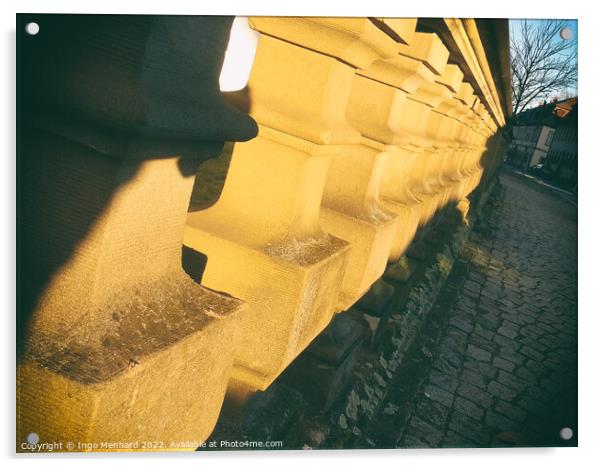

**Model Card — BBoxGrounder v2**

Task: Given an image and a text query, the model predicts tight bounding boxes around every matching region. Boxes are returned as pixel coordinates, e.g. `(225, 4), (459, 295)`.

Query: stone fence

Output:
(16, 15), (512, 451)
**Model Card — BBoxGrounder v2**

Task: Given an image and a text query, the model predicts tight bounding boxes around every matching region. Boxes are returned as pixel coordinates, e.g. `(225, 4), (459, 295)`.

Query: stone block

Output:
(186, 201), (349, 392)
(18, 130), (247, 451)
(320, 204), (397, 310)
(17, 15), (258, 451)
(381, 197), (424, 261)
(344, 307), (375, 345)
(280, 314), (365, 412)
(242, 384), (304, 440)
(284, 414), (331, 449)
(384, 255), (416, 284)
(250, 17), (400, 71)
(17, 286), (242, 451)
(184, 29), (364, 392)
(356, 279), (396, 316)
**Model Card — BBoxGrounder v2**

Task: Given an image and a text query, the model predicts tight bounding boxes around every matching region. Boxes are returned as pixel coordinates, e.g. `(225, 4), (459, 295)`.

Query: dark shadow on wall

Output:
(406, 126), (510, 244)
(187, 142), (236, 213)
(17, 14), (258, 358)
(187, 87), (254, 213)
(183, 86), (254, 282)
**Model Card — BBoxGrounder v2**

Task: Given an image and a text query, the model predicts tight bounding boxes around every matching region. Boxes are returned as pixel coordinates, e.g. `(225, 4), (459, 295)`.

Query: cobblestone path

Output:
(363, 171), (578, 448)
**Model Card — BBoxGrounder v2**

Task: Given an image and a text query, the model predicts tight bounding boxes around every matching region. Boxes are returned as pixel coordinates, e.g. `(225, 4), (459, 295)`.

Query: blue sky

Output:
(509, 19), (578, 44)
(509, 19), (578, 101)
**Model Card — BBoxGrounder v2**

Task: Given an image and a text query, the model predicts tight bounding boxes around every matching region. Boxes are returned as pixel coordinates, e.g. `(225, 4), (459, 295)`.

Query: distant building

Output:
(506, 97), (577, 174)
(545, 102), (578, 190)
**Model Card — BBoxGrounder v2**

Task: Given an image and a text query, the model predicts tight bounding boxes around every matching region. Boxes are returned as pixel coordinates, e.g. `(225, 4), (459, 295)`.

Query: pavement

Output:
(361, 171), (578, 448)
(504, 166), (578, 207)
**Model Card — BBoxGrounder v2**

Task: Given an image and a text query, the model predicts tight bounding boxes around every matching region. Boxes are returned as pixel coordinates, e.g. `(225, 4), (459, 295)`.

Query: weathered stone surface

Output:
(356, 279), (396, 316)
(17, 130), (246, 451)
(383, 256), (416, 284)
(18, 288), (242, 450)
(184, 26), (370, 393)
(279, 314), (365, 412)
(17, 15), (520, 452)
(243, 384), (305, 440)
(17, 14), (258, 451)
(202, 382), (304, 451)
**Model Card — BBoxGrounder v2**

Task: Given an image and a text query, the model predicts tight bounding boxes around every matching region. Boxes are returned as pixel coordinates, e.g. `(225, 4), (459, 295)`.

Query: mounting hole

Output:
(26, 432), (39, 444)
(560, 27), (573, 40)
(25, 22), (39, 36)
(559, 426), (573, 440)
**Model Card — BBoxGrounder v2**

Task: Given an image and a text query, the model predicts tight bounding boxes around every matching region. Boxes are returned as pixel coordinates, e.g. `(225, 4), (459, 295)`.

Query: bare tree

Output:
(511, 19), (577, 116)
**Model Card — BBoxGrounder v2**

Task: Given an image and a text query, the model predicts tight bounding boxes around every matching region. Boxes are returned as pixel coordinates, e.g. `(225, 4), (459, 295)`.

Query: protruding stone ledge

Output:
(17, 14), (256, 451)
(350, 30), (451, 264)
(184, 24), (364, 394)
(320, 139), (398, 310)
(18, 275), (243, 451)
(249, 17), (401, 69)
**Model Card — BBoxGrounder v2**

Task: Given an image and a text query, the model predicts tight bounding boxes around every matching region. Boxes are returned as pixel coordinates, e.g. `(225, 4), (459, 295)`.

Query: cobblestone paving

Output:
(365, 172), (578, 448)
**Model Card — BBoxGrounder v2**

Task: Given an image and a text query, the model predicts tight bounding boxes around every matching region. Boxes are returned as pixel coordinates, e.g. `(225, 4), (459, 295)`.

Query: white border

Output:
(2, 1), (598, 466)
